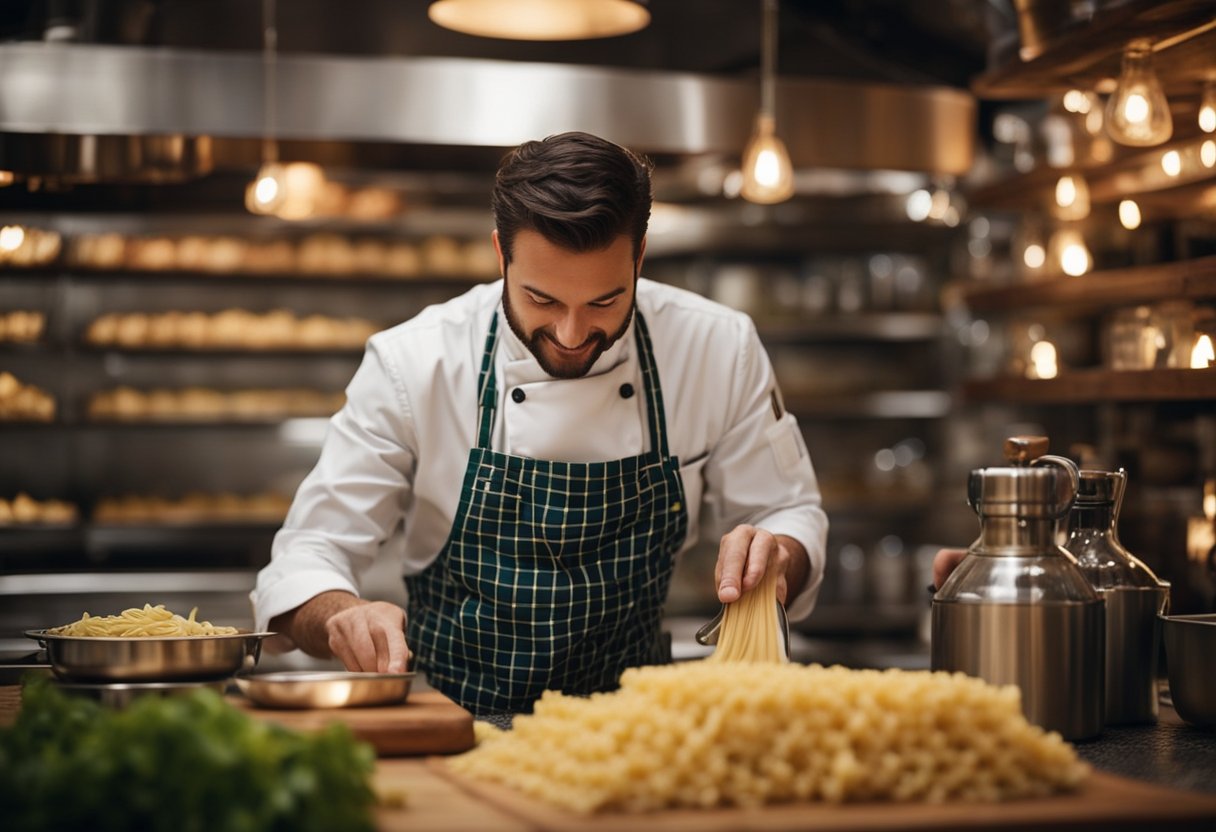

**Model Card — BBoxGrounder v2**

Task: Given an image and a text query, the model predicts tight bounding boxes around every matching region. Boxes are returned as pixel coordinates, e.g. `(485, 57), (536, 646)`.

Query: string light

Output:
(1161, 149), (1182, 177)
(1104, 39), (1172, 146)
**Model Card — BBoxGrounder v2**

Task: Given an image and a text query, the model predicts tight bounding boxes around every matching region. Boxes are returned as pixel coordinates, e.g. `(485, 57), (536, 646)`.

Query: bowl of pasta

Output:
(25, 604), (273, 683)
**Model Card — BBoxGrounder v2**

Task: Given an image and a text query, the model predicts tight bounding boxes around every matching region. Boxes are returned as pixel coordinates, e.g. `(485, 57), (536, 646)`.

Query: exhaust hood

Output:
(0, 42), (974, 183)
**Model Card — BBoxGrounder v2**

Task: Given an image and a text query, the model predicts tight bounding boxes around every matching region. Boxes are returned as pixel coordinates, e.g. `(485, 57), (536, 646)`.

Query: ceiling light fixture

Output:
(740, 0), (794, 205)
(1104, 39), (1172, 146)
(427, 0), (650, 41)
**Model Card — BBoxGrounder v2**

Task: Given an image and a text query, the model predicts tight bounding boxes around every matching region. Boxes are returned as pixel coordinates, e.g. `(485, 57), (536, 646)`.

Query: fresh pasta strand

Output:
(48, 604), (239, 637)
(708, 565), (786, 664)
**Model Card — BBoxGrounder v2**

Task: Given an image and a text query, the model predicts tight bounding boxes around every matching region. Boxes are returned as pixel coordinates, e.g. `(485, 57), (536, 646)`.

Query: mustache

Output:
(537, 330), (605, 353)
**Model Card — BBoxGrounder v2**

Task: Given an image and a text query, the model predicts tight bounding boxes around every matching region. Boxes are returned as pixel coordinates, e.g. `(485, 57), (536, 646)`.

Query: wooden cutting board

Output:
(428, 760), (1216, 831)
(233, 690), (475, 757)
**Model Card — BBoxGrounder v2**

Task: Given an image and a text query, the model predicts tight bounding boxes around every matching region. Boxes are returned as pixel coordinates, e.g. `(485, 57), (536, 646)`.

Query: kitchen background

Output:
(1, 0), (1214, 668)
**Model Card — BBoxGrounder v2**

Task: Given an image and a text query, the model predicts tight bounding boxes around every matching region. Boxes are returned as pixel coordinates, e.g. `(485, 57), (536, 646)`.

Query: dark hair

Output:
(491, 131), (653, 266)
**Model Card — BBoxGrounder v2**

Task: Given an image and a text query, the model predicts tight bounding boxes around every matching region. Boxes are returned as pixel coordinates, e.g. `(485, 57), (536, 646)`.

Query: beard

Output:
(502, 280), (635, 380)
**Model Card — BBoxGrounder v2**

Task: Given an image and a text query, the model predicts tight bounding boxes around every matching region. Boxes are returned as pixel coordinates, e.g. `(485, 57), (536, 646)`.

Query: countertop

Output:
(4, 681), (1216, 830)
(1074, 697), (1216, 795)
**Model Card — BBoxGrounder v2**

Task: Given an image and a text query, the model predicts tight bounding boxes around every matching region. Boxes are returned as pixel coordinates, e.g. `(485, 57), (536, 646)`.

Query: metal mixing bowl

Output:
(24, 630), (272, 682)
(1160, 613), (1216, 728)
(236, 670), (414, 709)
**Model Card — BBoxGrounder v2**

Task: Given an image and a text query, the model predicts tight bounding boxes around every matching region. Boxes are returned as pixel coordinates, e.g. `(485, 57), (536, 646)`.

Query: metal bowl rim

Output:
(1158, 614), (1216, 626)
(25, 629), (275, 643)
(240, 670), (415, 684)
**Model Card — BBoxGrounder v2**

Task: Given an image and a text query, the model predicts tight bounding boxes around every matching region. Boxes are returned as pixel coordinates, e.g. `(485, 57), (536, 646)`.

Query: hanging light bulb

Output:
(246, 157), (286, 215)
(427, 0), (650, 41)
(741, 115), (794, 204)
(1054, 174), (1090, 220)
(1050, 228), (1092, 277)
(1104, 39), (1172, 146)
(248, 0), (282, 216)
(1192, 334), (1214, 369)
(1118, 199), (1142, 230)
(1202, 139), (1216, 168)
(1161, 149), (1182, 176)
(740, 0), (794, 204)
(1200, 80), (1216, 133)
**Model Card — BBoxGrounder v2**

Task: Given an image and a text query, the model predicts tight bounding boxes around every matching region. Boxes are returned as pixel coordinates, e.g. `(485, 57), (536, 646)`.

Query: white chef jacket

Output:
(252, 278), (828, 635)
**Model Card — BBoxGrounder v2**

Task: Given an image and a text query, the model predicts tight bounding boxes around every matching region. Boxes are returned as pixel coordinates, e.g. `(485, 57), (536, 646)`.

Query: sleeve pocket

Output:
(765, 416), (804, 474)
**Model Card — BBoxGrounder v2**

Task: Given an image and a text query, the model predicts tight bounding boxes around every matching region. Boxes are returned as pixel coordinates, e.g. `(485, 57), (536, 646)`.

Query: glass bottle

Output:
(1066, 468), (1170, 724)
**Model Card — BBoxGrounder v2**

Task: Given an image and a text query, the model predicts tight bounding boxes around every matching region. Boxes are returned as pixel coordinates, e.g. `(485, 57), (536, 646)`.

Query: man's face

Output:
(497, 228), (641, 380)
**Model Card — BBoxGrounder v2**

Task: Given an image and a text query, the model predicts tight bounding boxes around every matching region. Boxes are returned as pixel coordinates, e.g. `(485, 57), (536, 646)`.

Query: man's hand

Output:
(715, 525), (808, 605)
(269, 590), (411, 673)
(932, 548), (969, 590)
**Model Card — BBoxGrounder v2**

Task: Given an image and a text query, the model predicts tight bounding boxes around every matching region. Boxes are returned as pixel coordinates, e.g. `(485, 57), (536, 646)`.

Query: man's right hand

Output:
(269, 590), (411, 673)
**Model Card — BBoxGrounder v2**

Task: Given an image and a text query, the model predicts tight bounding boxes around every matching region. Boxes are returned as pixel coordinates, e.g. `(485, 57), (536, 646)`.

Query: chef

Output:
(252, 131), (828, 715)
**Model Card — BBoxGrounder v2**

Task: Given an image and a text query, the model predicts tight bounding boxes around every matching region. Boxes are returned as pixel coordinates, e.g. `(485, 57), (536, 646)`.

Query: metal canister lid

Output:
(968, 465), (1076, 518)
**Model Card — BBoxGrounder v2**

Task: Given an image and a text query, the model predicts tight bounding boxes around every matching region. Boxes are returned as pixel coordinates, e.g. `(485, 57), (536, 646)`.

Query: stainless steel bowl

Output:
(52, 679), (228, 708)
(236, 670), (414, 709)
(1161, 613), (1216, 728)
(24, 630), (273, 682)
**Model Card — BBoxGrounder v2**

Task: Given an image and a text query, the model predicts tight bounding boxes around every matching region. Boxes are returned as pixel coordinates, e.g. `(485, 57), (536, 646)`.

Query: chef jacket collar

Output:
(495, 299), (635, 384)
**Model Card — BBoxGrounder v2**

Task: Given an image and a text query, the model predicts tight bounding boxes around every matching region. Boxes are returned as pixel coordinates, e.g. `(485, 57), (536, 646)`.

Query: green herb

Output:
(0, 677), (377, 832)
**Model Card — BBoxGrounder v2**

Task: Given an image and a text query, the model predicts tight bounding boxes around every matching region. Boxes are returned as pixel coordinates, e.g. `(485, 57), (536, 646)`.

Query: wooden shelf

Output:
(786, 390), (952, 419)
(964, 368), (1216, 403)
(971, 0), (1216, 100)
(950, 256), (1216, 315)
(965, 134), (1216, 215)
(758, 313), (944, 343)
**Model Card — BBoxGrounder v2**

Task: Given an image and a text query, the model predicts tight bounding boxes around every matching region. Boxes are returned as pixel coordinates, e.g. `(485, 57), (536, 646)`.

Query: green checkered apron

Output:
(405, 310), (688, 715)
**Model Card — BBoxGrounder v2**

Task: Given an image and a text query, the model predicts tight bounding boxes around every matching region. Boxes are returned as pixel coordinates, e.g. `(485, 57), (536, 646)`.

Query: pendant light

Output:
(427, 0), (649, 41)
(1104, 39), (1172, 147)
(740, 0), (794, 204)
(246, 0), (286, 215)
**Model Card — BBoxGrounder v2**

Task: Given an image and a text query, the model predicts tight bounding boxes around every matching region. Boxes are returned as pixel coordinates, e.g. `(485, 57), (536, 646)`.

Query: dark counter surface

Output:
(1076, 695), (1216, 795)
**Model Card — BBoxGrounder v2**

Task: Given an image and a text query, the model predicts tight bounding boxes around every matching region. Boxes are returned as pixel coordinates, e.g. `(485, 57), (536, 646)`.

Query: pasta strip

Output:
(707, 565), (787, 664)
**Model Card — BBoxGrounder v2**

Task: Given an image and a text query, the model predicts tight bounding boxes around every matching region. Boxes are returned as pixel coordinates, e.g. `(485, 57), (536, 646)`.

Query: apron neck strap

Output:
(475, 308), (672, 458)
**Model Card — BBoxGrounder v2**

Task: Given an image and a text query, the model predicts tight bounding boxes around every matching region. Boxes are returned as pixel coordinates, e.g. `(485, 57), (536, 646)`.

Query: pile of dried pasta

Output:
(48, 604), (239, 637)
(452, 663), (1089, 813)
(451, 568), (1087, 813)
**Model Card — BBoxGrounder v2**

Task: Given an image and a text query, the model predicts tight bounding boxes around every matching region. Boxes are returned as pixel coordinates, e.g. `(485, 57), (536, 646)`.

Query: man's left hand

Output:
(715, 525), (808, 605)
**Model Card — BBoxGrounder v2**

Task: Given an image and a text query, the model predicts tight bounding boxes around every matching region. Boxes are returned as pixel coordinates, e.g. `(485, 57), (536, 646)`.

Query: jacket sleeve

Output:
(701, 315), (828, 623)
(250, 338), (417, 634)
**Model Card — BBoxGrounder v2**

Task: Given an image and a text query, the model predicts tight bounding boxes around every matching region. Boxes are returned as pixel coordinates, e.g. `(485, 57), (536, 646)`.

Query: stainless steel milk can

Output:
(932, 436), (1105, 741)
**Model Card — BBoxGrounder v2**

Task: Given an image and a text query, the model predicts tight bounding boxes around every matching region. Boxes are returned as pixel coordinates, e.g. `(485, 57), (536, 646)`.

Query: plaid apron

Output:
(406, 311), (688, 714)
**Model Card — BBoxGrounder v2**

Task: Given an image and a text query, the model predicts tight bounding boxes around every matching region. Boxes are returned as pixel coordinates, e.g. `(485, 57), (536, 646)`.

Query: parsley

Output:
(0, 677), (377, 832)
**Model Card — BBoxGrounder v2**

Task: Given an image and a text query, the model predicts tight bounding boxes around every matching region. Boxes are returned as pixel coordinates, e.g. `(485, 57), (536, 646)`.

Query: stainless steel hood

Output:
(0, 42), (974, 180)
